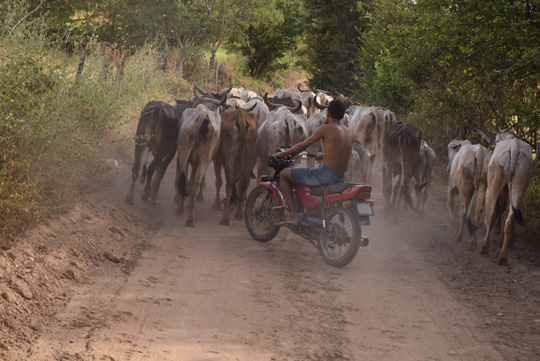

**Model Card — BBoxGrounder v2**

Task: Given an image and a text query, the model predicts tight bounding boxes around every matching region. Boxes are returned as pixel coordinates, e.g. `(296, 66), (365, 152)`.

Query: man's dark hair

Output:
(327, 99), (347, 121)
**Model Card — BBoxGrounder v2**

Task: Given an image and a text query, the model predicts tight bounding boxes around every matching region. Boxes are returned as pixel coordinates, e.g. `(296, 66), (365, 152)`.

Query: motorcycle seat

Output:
(310, 183), (370, 196)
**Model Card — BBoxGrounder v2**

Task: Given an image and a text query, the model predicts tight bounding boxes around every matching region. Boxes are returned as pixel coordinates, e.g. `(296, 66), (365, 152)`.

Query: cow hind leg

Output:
(197, 176), (206, 202)
(219, 182), (233, 226)
(234, 176), (251, 220)
(480, 193), (498, 255)
(142, 157), (160, 203)
(126, 144), (146, 204)
(213, 161), (223, 210)
(149, 150), (175, 205)
(455, 188), (474, 242)
(498, 212), (516, 265)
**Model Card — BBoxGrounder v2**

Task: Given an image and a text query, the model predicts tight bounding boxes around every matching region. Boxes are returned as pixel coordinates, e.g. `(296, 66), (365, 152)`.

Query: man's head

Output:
(326, 99), (347, 123)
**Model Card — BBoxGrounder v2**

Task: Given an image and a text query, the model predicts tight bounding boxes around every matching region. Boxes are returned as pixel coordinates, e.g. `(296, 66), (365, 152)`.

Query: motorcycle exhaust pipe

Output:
(360, 236), (369, 247)
(299, 215), (324, 227)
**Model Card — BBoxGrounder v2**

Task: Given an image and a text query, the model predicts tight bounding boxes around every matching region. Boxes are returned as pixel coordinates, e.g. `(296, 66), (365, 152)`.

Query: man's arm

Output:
(276, 126), (326, 159)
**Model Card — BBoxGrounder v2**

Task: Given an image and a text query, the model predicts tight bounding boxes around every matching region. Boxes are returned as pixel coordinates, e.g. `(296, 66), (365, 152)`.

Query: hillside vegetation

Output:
(0, 0), (539, 246)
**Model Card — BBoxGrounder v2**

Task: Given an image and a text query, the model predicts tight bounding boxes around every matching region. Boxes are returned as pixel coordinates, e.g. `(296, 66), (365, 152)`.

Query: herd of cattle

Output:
(125, 83), (534, 265)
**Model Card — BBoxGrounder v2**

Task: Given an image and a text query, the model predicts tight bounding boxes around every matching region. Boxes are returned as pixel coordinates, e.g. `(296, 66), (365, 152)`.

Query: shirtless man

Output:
(275, 99), (352, 226)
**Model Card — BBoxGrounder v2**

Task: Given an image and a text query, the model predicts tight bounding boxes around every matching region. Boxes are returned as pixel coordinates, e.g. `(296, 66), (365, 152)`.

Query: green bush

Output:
(0, 31), (174, 241)
(522, 162), (540, 249)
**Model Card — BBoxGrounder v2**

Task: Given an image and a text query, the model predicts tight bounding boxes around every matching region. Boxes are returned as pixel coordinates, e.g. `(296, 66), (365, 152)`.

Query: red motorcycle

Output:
(244, 148), (374, 268)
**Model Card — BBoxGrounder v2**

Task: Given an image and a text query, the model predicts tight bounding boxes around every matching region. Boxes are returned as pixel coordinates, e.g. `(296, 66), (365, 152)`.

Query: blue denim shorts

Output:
(290, 163), (346, 187)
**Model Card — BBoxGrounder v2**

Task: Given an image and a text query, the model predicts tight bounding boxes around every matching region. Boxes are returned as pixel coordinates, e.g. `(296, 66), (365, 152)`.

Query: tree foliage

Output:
(359, 0), (540, 145)
(227, 0), (305, 78)
(303, 0), (370, 94)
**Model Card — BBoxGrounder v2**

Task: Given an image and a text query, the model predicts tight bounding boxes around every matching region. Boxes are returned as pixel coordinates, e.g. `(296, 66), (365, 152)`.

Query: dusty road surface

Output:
(1, 144), (540, 361)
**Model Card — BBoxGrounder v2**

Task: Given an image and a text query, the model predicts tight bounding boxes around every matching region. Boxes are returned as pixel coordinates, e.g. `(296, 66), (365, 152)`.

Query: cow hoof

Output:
(148, 198), (156, 206)
(479, 246), (489, 255)
(141, 193), (149, 202)
(454, 235), (463, 242)
(497, 257), (507, 266)
(184, 220), (194, 227)
(219, 219), (230, 226)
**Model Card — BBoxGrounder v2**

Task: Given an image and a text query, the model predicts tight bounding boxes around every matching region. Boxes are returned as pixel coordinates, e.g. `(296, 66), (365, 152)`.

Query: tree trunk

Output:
(76, 42), (87, 77)
(176, 57), (184, 80)
(116, 56), (126, 79)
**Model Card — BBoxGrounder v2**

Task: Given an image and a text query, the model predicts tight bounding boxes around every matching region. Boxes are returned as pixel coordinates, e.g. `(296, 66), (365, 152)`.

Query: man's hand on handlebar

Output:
(275, 151), (288, 160)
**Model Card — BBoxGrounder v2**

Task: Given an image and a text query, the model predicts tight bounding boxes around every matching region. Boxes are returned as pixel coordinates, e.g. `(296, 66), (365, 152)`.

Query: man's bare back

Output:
(317, 122), (352, 172)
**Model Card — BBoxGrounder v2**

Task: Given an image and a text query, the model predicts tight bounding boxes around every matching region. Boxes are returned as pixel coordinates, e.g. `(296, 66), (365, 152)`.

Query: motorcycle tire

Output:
(318, 207), (361, 268)
(244, 185), (280, 242)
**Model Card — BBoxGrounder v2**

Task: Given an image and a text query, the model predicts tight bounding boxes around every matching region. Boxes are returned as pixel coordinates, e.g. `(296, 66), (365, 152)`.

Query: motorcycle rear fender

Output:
(257, 182), (286, 218)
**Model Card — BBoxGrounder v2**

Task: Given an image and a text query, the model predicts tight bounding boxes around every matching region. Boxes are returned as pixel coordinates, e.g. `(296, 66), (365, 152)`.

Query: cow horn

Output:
(222, 85), (232, 96)
(288, 99), (302, 113)
(315, 88), (331, 95)
(298, 84), (310, 92)
(313, 95), (328, 110)
(258, 88), (265, 97)
(193, 87), (203, 100)
(218, 92), (227, 106)
(263, 92), (280, 110)
(193, 82), (208, 96)
(243, 103), (257, 112)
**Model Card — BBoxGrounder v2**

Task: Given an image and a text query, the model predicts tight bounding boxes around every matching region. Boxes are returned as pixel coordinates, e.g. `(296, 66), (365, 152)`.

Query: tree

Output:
(359, 0), (540, 145)
(227, 0), (305, 78)
(303, 0), (370, 94)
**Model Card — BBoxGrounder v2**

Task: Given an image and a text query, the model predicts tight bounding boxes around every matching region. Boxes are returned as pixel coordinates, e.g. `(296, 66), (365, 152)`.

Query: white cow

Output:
(446, 139), (492, 248)
(480, 130), (533, 265)
(242, 97), (269, 128)
(305, 109), (328, 167)
(175, 104), (222, 227)
(255, 106), (307, 178)
(346, 142), (374, 184)
(297, 84), (316, 118)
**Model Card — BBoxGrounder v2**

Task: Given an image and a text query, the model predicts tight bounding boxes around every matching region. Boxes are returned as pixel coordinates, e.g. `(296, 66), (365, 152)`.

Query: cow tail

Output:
(287, 116), (295, 146)
(239, 114), (248, 177)
(178, 140), (196, 199)
(467, 217), (478, 235)
(414, 152), (427, 190)
(509, 141), (525, 225)
(474, 147), (484, 190)
(140, 148), (150, 183)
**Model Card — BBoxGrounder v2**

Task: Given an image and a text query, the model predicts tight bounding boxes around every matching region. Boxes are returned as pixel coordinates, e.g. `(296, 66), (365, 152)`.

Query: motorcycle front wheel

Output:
(318, 207), (361, 268)
(244, 185), (280, 242)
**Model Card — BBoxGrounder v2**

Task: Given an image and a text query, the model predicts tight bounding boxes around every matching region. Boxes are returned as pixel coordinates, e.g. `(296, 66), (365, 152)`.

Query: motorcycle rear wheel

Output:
(244, 185), (280, 242)
(318, 207), (361, 268)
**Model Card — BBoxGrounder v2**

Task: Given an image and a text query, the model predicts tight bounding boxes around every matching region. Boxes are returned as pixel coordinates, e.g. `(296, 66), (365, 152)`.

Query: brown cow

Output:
(382, 122), (422, 222)
(480, 129), (533, 265)
(212, 107), (258, 225)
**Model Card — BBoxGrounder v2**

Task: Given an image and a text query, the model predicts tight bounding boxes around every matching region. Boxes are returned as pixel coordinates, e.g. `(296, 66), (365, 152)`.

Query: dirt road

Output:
(2, 147), (540, 361)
